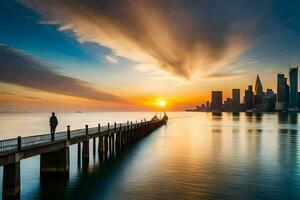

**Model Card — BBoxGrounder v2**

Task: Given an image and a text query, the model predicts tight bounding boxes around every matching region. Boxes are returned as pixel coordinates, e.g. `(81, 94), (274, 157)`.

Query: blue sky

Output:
(1, 0), (300, 111)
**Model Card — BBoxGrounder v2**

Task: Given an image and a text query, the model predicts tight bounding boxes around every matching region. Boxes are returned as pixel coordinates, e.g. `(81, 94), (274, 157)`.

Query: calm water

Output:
(0, 112), (300, 199)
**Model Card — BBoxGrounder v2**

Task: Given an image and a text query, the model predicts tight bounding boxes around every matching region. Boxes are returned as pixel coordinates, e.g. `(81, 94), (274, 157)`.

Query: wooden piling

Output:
(78, 142), (81, 163)
(67, 125), (70, 140)
(82, 125), (89, 160)
(93, 137), (96, 157)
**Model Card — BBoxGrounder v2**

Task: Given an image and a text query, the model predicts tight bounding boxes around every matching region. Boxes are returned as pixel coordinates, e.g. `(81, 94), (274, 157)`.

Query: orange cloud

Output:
(21, 0), (264, 78)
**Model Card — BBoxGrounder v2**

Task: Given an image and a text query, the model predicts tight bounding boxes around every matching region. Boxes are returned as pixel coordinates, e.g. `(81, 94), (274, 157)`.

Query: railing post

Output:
(17, 136), (21, 151)
(108, 123), (111, 154)
(130, 121), (133, 144)
(135, 121), (137, 141)
(98, 124), (101, 133)
(112, 122), (116, 154)
(118, 124), (122, 149)
(85, 125), (89, 135)
(67, 125), (70, 140)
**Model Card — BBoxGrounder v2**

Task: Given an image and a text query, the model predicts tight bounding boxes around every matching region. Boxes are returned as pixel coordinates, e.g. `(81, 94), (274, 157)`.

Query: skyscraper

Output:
(255, 75), (263, 97)
(277, 74), (287, 102)
(211, 91), (222, 111)
(232, 89), (240, 110)
(275, 74), (289, 111)
(244, 85), (254, 110)
(289, 66), (298, 108)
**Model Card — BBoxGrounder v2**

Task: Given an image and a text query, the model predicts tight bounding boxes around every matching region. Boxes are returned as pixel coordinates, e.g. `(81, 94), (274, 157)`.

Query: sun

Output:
(158, 100), (166, 107)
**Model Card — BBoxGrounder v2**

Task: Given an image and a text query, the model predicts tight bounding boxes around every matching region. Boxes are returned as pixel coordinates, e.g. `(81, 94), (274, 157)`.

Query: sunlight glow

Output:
(158, 100), (166, 107)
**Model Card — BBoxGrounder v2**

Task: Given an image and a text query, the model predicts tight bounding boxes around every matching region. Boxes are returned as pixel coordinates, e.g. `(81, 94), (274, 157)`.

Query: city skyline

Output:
(188, 64), (300, 112)
(1, 1), (300, 111)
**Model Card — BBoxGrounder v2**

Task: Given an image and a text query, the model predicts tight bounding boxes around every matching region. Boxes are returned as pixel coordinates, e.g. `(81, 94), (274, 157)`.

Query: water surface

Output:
(0, 112), (300, 199)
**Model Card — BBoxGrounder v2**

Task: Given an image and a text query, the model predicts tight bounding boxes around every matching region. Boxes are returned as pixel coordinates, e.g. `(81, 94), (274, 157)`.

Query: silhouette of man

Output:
(49, 112), (58, 139)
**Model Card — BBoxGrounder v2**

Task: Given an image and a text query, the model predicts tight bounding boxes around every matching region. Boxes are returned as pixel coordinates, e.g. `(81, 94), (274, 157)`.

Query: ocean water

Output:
(0, 112), (300, 199)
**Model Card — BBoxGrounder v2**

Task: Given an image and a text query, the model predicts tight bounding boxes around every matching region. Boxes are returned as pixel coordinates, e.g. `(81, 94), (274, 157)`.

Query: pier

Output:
(0, 117), (167, 199)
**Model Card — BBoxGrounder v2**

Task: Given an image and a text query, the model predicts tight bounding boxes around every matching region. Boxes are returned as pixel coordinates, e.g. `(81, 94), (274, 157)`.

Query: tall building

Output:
(276, 74), (288, 110)
(298, 92), (300, 108)
(244, 85), (254, 110)
(286, 80), (290, 107)
(211, 91), (222, 111)
(255, 75), (264, 97)
(289, 66), (298, 108)
(277, 74), (287, 102)
(232, 89), (240, 110)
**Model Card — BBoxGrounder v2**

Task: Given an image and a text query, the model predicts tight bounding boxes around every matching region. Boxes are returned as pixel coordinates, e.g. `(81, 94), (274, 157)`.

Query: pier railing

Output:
(0, 120), (159, 155)
(0, 117), (168, 199)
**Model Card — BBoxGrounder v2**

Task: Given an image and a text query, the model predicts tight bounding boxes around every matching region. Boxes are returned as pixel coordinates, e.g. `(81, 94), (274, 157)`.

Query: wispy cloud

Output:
(105, 55), (118, 64)
(0, 92), (41, 100)
(0, 44), (124, 102)
(21, 0), (267, 78)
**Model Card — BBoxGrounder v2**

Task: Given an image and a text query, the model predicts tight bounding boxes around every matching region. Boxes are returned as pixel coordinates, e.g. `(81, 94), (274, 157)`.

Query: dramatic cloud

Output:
(21, 0), (267, 78)
(0, 44), (124, 102)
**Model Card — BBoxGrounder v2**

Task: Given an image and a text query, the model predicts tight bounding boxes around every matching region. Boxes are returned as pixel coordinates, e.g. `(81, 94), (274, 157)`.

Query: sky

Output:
(1, 0), (300, 111)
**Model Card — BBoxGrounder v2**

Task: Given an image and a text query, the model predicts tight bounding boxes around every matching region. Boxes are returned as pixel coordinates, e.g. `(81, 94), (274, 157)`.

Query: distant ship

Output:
(76, 111), (83, 113)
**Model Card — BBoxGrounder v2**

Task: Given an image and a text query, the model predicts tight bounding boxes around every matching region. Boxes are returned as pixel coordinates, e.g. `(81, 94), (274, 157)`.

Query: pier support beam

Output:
(98, 136), (104, 152)
(40, 147), (69, 176)
(93, 137), (96, 157)
(3, 154), (20, 199)
(82, 125), (89, 160)
(104, 135), (108, 154)
(82, 141), (89, 160)
(77, 142), (81, 165)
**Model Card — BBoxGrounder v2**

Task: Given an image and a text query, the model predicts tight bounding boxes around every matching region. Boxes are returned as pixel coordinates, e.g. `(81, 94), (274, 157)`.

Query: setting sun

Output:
(158, 100), (166, 107)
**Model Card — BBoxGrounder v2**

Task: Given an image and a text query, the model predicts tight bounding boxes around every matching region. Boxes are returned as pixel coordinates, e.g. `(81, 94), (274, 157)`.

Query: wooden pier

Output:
(0, 117), (167, 199)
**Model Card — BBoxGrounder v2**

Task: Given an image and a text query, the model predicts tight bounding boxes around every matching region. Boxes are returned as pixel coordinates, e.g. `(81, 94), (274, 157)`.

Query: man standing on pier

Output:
(50, 112), (58, 140)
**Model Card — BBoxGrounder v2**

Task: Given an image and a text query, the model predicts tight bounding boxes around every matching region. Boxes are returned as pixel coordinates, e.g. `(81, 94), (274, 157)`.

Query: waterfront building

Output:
(289, 66), (298, 108)
(211, 91), (223, 111)
(244, 85), (254, 110)
(276, 74), (288, 110)
(266, 89), (275, 97)
(256, 96), (276, 112)
(223, 98), (233, 111)
(298, 92), (300, 108)
(277, 74), (287, 102)
(206, 101), (210, 110)
(254, 75), (264, 106)
(255, 75), (264, 97)
(232, 89), (240, 110)
(286, 82), (290, 107)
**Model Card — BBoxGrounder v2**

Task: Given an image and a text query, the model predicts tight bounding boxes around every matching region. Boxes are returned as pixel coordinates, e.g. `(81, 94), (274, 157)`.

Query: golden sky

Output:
(0, 0), (299, 111)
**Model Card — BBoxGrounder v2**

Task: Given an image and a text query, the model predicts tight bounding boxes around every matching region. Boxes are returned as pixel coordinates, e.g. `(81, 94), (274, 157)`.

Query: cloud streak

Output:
(0, 44), (124, 102)
(21, 0), (267, 78)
